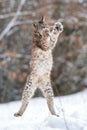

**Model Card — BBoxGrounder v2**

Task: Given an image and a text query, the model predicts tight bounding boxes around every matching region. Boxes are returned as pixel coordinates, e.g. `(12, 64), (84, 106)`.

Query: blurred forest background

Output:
(0, 0), (87, 103)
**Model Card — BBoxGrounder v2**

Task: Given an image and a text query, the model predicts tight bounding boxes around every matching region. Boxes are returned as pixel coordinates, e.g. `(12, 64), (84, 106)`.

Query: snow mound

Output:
(40, 115), (86, 130)
(0, 89), (87, 130)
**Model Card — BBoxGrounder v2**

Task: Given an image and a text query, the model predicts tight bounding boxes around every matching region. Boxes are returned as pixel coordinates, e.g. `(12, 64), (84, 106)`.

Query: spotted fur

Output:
(14, 17), (63, 117)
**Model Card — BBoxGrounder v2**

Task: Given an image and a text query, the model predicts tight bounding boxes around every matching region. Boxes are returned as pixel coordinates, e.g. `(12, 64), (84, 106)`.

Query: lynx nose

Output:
(55, 22), (63, 32)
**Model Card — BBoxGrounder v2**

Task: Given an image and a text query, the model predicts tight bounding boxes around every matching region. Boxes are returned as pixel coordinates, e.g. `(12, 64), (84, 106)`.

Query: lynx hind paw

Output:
(51, 112), (59, 117)
(55, 113), (59, 117)
(51, 108), (60, 117)
(14, 112), (22, 117)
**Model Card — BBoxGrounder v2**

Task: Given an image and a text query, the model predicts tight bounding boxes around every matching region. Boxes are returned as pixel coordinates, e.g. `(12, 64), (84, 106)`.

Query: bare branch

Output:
(0, 0), (26, 40)
(0, 1), (54, 20)
(0, 11), (36, 19)
(15, 20), (33, 26)
(7, 27), (19, 36)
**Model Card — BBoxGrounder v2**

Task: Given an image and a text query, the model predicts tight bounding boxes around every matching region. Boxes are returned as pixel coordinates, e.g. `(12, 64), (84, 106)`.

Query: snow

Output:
(0, 89), (87, 130)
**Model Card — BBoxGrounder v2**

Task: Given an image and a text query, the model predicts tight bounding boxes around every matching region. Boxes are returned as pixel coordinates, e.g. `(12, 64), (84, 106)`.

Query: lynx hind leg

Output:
(42, 81), (59, 116)
(14, 76), (36, 117)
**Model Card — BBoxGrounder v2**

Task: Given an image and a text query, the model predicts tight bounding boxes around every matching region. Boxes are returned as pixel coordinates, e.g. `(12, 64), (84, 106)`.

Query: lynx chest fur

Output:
(30, 46), (53, 76)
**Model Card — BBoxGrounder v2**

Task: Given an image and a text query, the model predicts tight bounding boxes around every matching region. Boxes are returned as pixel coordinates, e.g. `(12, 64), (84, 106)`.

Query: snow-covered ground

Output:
(0, 89), (87, 130)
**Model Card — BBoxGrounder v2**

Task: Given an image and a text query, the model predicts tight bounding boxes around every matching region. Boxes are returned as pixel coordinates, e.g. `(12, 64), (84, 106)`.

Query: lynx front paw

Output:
(14, 112), (22, 117)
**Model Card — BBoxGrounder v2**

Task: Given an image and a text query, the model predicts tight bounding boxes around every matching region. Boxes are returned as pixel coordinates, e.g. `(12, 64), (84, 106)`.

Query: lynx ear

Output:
(32, 22), (38, 28)
(39, 16), (45, 24)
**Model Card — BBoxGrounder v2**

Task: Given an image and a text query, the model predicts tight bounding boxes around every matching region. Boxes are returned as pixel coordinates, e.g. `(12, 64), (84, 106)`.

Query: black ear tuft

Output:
(39, 16), (45, 24)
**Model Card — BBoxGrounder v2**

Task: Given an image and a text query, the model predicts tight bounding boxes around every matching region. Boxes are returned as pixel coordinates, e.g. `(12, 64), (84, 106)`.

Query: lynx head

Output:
(33, 16), (63, 51)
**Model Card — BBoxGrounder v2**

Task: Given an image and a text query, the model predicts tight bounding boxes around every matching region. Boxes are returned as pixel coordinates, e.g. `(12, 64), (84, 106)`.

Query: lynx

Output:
(14, 17), (63, 117)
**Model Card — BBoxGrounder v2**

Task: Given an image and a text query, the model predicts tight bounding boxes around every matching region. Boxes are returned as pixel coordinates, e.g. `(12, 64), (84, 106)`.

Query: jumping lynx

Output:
(14, 17), (63, 117)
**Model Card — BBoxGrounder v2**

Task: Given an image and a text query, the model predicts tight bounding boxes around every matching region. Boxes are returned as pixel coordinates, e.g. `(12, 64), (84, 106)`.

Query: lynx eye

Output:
(42, 24), (47, 29)
(42, 26), (46, 30)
